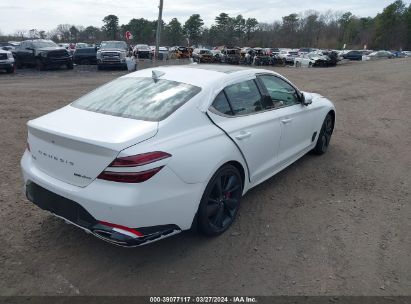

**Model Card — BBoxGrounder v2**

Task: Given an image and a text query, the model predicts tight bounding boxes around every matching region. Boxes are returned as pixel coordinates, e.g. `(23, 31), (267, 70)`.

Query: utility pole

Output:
(155, 0), (163, 60)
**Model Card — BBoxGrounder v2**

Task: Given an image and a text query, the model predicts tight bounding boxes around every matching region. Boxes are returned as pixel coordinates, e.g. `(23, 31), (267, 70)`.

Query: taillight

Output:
(97, 166), (163, 183)
(109, 151), (171, 167)
(98, 151), (171, 183)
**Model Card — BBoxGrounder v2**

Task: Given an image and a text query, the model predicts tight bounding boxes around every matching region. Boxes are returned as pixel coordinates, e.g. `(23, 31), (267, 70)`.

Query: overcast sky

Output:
(1, 0), (409, 34)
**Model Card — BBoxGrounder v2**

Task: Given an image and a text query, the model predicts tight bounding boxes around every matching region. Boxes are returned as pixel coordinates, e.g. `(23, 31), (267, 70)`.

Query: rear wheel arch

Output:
(193, 161), (245, 235)
(225, 160), (246, 190)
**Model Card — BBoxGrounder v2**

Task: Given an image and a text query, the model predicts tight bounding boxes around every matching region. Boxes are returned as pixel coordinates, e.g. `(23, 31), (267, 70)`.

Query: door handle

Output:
(281, 118), (293, 124)
(235, 131), (252, 140)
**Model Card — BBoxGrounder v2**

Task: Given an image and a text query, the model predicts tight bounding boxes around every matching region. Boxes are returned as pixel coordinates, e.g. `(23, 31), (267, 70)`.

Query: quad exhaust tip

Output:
(91, 221), (181, 247)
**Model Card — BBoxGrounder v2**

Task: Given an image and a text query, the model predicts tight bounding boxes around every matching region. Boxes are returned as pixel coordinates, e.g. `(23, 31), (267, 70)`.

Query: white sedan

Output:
(21, 65), (336, 247)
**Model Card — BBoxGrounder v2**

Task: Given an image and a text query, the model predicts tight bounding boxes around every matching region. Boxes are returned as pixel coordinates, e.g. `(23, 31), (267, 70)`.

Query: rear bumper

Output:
(21, 150), (205, 246)
(26, 181), (180, 247)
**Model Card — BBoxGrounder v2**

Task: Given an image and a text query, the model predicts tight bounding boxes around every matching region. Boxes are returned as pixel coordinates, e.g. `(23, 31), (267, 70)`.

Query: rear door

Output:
(207, 79), (282, 183)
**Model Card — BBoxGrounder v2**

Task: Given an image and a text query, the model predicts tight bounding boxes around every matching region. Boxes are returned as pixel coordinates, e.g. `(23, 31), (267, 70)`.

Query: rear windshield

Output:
(71, 77), (201, 121)
(101, 41), (127, 50)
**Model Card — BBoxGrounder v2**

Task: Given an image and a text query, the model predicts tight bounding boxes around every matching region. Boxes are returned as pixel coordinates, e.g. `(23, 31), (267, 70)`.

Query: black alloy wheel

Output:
(197, 164), (243, 236)
(313, 113), (334, 155)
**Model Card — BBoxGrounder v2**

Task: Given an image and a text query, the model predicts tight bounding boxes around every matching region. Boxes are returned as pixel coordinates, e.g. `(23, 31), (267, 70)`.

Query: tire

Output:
(312, 113), (334, 155)
(197, 164), (243, 236)
(35, 59), (45, 71)
(66, 62), (74, 70)
(97, 65), (103, 70)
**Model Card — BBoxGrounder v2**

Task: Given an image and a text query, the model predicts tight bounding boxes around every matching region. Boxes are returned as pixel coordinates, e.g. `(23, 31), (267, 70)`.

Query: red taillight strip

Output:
(97, 166), (164, 183)
(110, 151), (171, 167)
(98, 221), (143, 237)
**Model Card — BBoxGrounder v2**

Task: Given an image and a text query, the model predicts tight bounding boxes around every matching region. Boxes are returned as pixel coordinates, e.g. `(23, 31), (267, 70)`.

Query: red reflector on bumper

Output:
(98, 221), (144, 237)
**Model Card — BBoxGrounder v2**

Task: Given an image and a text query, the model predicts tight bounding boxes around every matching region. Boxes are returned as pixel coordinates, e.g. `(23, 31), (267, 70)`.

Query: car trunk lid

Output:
(27, 106), (158, 187)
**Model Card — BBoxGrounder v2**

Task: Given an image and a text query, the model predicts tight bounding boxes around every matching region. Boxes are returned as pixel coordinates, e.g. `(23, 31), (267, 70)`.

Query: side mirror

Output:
(301, 92), (313, 106)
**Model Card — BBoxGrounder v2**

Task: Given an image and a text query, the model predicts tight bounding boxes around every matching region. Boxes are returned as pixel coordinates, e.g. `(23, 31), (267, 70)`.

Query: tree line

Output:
(2, 0), (410, 50)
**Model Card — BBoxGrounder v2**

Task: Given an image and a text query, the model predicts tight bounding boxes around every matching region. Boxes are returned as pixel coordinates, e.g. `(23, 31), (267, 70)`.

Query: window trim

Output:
(209, 90), (235, 117)
(210, 79), (266, 118)
(209, 75), (303, 118)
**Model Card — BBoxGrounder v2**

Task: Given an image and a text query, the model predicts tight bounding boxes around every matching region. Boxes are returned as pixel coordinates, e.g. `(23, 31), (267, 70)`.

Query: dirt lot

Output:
(0, 59), (410, 296)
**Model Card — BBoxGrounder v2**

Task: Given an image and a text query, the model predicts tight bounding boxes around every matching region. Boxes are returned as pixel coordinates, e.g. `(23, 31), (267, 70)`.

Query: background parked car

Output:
(221, 48), (241, 64)
(210, 49), (223, 62)
(295, 50), (338, 68)
(0, 49), (15, 73)
(133, 44), (151, 59)
(364, 50), (394, 60)
(0, 42), (16, 51)
(252, 48), (271, 65)
(158, 47), (169, 60)
(75, 42), (88, 49)
(73, 47), (97, 65)
(97, 41), (128, 70)
(391, 50), (406, 58)
(342, 50), (363, 61)
(192, 48), (214, 63)
(13, 39), (73, 70)
(277, 49), (299, 65)
(298, 47), (317, 56)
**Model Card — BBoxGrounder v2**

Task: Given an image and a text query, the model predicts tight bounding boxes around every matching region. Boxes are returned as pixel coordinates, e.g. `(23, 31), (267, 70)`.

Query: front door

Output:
(257, 74), (316, 166)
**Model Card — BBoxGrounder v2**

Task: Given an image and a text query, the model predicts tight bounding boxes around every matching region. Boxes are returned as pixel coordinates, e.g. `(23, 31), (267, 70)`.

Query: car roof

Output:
(123, 64), (276, 88)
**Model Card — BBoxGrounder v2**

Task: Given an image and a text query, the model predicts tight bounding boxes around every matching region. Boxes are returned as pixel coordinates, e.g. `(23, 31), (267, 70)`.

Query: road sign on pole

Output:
(155, 0), (163, 60)
(125, 31), (133, 40)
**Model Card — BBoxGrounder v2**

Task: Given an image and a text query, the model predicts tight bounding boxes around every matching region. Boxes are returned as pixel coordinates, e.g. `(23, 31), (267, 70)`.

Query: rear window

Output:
(224, 80), (263, 115)
(71, 77), (201, 121)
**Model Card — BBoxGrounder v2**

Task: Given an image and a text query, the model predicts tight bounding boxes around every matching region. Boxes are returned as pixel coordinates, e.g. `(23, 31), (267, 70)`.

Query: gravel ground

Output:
(0, 58), (410, 296)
